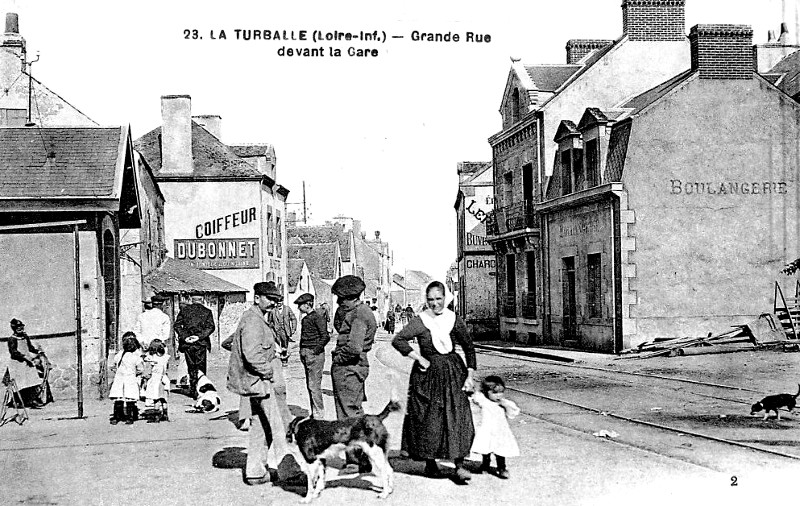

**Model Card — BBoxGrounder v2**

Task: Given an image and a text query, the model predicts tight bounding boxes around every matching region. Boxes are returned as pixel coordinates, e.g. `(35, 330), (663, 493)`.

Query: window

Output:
(587, 253), (602, 318)
(266, 211), (274, 255)
(560, 150), (572, 194)
(572, 148), (584, 190)
(276, 213), (282, 253)
(503, 172), (513, 206)
(511, 89), (521, 124)
(585, 139), (599, 188)
(506, 254), (516, 293)
(522, 163), (534, 204)
(0, 108), (26, 126)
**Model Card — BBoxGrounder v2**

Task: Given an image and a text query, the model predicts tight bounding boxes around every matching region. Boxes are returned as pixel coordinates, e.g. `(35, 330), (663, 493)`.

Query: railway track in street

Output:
(475, 348), (800, 472)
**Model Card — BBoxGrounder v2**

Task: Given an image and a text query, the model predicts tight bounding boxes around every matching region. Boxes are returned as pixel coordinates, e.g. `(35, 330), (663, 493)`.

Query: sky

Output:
(1, 0), (796, 279)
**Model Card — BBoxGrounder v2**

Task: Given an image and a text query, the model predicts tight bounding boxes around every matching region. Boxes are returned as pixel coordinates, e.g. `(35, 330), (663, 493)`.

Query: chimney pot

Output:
(5, 13), (19, 34)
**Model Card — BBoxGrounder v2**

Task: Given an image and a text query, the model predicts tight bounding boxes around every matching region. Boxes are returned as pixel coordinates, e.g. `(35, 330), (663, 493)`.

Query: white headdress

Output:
(419, 282), (456, 354)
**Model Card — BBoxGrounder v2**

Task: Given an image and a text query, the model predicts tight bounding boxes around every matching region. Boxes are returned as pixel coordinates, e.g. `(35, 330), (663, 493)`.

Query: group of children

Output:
(108, 331), (170, 425)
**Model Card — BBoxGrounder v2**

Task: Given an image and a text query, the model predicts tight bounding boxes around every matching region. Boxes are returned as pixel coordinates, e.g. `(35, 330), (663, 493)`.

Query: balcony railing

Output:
(522, 291), (537, 319)
(502, 292), (517, 318)
(487, 201), (536, 237)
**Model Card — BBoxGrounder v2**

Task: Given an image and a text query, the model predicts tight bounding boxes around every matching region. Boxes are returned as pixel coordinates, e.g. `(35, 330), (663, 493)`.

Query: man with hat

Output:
(330, 275), (377, 420)
(174, 294), (215, 399)
(134, 295), (171, 351)
(227, 281), (289, 485)
(7, 319), (52, 407)
(294, 292), (330, 419)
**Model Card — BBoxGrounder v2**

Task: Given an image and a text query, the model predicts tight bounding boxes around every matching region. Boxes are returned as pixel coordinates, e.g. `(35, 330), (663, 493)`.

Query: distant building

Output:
(288, 222), (355, 275)
(454, 162), (498, 340)
(135, 95), (290, 300)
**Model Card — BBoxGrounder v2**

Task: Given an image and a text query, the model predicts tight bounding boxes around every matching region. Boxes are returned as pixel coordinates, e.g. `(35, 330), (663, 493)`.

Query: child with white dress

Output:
(143, 339), (170, 423)
(470, 375), (520, 479)
(109, 332), (144, 425)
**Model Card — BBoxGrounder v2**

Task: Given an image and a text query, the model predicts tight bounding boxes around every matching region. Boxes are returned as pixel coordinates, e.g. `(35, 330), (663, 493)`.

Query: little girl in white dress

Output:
(470, 375), (520, 479)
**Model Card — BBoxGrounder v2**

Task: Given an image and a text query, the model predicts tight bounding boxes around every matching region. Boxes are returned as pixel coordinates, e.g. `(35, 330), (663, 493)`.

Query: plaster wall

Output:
(622, 77), (800, 343)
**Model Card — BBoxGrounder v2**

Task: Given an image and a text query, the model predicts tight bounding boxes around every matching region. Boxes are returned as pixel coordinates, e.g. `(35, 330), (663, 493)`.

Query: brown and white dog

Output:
(286, 400), (401, 502)
(751, 384), (800, 420)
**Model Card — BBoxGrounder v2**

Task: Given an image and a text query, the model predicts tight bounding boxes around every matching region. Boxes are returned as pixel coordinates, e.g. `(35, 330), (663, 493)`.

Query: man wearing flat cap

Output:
(227, 281), (289, 485)
(295, 292), (330, 419)
(330, 275), (377, 419)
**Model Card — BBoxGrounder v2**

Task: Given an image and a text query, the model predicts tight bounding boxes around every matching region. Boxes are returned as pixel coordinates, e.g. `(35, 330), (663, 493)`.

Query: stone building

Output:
(135, 95), (290, 300)
(486, 0), (694, 346)
(0, 12), (165, 399)
(454, 162), (497, 340)
(0, 126), (162, 399)
(541, 24), (800, 351)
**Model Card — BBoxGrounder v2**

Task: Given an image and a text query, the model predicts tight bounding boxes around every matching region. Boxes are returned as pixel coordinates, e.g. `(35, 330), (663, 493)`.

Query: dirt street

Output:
(0, 331), (792, 505)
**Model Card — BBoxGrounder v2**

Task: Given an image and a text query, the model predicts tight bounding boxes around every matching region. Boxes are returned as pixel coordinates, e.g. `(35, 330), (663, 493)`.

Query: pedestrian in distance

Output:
(226, 282), (291, 485)
(142, 339), (170, 423)
(174, 294), (215, 399)
(269, 299), (298, 368)
(391, 281), (476, 484)
(294, 292), (330, 419)
(470, 375), (520, 479)
(330, 274), (376, 420)
(109, 332), (144, 425)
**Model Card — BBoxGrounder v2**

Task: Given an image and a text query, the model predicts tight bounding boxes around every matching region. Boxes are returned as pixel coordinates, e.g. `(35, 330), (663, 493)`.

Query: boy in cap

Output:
(330, 275), (377, 419)
(226, 281), (290, 485)
(294, 292), (330, 419)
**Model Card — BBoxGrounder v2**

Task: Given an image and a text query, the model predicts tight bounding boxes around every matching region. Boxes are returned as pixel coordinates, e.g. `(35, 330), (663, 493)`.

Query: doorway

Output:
(561, 257), (577, 342)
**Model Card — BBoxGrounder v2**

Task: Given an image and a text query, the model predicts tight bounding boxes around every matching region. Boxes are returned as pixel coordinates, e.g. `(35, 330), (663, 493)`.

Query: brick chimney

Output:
(689, 24), (753, 79)
(160, 95), (194, 173)
(622, 0), (685, 42)
(565, 39), (613, 64)
(193, 114), (222, 140)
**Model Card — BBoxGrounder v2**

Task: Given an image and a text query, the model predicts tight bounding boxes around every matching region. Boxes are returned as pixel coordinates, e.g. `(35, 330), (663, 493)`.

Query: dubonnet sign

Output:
(175, 238), (260, 269)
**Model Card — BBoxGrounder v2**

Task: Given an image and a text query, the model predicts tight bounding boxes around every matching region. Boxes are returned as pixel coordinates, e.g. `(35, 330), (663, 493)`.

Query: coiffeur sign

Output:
(174, 238), (260, 269)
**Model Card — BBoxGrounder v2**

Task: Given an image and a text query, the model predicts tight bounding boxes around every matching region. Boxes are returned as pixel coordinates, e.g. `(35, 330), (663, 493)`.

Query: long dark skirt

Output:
(401, 352), (474, 460)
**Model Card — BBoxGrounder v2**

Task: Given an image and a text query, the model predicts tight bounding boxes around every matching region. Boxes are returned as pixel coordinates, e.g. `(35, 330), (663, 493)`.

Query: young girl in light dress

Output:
(470, 375), (520, 479)
(109, 332), (143, 425)
(143, 339), (170, 422)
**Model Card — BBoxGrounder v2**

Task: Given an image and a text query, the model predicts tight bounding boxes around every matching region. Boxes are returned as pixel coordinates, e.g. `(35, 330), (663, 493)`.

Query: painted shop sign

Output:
(466, 232), (488, 246)
(466, 258), (496, 269)
(175, 238), (260, 269)
(559, 214), (601, 237)
(195, 207), (257, 238)
(669, 180), (788, 195)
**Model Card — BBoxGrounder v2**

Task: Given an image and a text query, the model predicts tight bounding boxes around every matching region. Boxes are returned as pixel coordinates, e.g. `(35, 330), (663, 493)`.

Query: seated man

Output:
(6, 319), (52, 408)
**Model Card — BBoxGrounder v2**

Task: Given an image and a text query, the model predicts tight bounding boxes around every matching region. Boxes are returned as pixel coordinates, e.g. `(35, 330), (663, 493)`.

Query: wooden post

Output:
(74, 224), (84, 419)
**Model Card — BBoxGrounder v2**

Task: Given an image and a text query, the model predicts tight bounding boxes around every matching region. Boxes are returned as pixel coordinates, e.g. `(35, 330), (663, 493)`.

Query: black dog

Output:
(751, 384), (800, 420)
(286, 400), (401, 502)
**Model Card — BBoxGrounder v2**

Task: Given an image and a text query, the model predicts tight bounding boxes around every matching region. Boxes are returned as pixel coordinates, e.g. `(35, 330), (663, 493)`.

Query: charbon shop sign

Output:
(175, 238), (259, 269)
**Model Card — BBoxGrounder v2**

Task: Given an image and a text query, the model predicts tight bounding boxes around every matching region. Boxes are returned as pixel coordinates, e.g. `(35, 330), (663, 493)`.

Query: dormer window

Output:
(554, 120), (582, 197)
(585, 138), (599, 188)
(511, 89), (521, 124)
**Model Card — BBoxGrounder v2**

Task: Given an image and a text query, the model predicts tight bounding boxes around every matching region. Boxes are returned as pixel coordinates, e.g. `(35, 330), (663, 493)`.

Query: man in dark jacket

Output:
(294, 292), (330, 419)
(174, 294), (215, 399)
(227, 282), (288, 485)
(330, 275), (376, 420)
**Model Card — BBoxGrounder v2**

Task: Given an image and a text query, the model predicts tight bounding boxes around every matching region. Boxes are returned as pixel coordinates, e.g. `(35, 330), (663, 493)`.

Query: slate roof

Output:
(766, 49), (800, 99)
(524, 65), (582, 92)
(287, 225), (352, 262)
(0, 126), (125, 199)
(618, 69), (695, 115)
(144, 257), (248, 294)
(134, 122), (262, 178)
(288, 242), (339, 279)
(287, 258), (306, 292)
